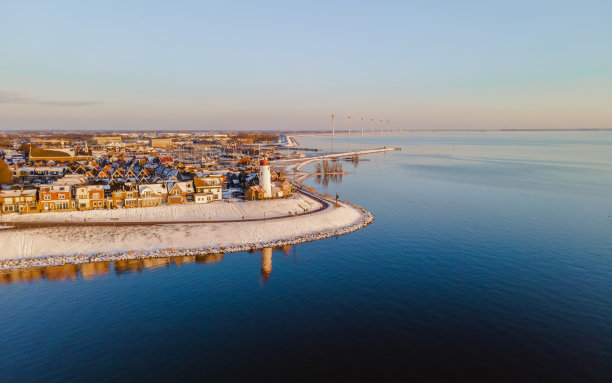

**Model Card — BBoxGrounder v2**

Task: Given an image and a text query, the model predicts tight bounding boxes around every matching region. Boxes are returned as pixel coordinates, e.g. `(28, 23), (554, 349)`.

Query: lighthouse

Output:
(259, 158), (272, 198)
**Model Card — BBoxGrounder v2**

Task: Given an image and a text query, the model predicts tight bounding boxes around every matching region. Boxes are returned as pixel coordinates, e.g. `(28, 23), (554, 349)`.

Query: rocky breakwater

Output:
(0, 202), (374, 271)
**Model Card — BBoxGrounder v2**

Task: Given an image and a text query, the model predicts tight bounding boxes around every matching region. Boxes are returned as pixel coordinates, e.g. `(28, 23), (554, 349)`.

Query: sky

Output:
(1, 0), (611, 131)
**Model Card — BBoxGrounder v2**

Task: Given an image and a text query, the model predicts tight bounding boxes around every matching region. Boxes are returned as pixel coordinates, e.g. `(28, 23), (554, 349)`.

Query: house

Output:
(97, 169), (111, 180)
(111, 168), (124, 181)
(244, 185), (265, 201)
(125, 166), (138, 180)
(271, 179), (293, 198)
(75, 185), (105, 210)
(167, 181), (195, 204)
(54, 174), (87, 185)
(110, 182), (139, 208)
(138, 183), (167, 207)
(193, 176), (223, 204)
(39, 184), (75, 212)
(0, 189), (39, 214)
(137, 167), (151, 182)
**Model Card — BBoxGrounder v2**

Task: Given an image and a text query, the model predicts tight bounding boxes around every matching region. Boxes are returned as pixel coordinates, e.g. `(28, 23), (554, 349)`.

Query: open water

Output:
(1, 131), (612, 382)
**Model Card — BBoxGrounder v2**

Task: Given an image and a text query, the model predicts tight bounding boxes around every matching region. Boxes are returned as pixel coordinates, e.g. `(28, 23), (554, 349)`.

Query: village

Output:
(0, 131), (391, 267)
(0, 132), (298, 216)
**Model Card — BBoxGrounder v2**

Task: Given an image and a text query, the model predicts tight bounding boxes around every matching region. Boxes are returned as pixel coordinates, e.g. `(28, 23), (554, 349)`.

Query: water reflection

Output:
(342, 153), (360, 168)
(314, 173), (343, 187)
(0, 246), (291, 285)
(80, 262), (110, 280)
(41, 265), (79, 282)
(196, 253), (223, 264)
(115, 259), (144, 275)
(260, 247), (272, 282)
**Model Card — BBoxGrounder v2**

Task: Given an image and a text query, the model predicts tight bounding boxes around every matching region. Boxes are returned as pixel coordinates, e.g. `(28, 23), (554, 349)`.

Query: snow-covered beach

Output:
(0, 198), (372, 269)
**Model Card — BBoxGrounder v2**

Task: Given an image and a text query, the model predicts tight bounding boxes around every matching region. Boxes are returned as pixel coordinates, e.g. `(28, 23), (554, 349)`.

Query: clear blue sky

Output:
(1, 0), (611, 131)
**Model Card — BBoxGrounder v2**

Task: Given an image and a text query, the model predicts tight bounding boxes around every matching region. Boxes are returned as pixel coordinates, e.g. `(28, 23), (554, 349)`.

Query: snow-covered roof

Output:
(39, 185), (71, 193)
(76, 185), (104, 192)
(138, 183), (167, 195)
(0, 190), (22, 198)
(194, 177), (221, 187)
(169, 181), (194, 194)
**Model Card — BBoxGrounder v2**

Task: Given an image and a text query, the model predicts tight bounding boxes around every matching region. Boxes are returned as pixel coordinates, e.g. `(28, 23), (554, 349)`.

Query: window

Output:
(58, 194), (65, 199)
(44, 195), (51, 200)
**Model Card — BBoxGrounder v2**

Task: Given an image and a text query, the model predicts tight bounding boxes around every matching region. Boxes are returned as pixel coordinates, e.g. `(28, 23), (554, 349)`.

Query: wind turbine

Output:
(331, 113), (335, 137)
(387, 119), (391, 135)
(379, 119), (383, 136)
(370, 116), (375, 134)
(360, 115), (364, 136)
(346, 113), (351, 136)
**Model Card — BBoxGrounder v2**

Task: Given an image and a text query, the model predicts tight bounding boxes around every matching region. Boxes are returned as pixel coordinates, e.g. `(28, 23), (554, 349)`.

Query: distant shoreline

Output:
(289, 128), (612, 137)
(2, 128), (610, 134)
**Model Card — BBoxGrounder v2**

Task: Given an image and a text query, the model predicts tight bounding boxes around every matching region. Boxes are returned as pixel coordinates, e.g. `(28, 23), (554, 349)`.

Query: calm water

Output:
(1, 131), (612, 382)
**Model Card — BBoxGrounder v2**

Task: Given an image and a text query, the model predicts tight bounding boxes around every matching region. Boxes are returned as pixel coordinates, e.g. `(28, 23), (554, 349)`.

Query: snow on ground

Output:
(0, 202), (362, 261)
(0, 194), (322, 223)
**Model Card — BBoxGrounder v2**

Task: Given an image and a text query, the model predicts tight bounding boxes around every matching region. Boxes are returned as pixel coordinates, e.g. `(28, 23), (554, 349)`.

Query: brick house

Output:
(0, 189), (39, 214)
(167, 181), (195, 204)
(244, 185), (265, 201)
(39, 185), (75, 212)
(75, 185), (105, 210)
(110, 182), (139, 208)
(271, 179), (293, 198)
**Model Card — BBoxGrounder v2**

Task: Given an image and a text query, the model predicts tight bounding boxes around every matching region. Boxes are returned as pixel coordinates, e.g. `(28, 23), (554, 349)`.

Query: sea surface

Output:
(1, 131), (612, 382)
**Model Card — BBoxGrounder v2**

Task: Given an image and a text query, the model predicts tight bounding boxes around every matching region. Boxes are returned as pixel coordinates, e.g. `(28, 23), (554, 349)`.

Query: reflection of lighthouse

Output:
(260, 247), (272, 282)
(259, 158), (272, 198)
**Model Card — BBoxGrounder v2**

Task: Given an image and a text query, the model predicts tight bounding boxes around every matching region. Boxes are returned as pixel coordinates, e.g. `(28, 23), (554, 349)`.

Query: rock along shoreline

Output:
(0, 147), (398, 271)
(0, 202), (374, 271)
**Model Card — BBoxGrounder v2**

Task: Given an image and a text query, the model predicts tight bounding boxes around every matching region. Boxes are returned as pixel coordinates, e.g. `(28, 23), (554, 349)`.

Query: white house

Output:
(138, 183), (167, 207)
(193, 176), (223, 204)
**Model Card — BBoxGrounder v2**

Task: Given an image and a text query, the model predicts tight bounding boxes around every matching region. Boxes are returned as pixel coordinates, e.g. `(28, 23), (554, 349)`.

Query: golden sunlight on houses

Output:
(194, 176), (223, 204)
(1, 132), (302, 219)
(0, 189), (38, 214)
(75, 185), (105, 210)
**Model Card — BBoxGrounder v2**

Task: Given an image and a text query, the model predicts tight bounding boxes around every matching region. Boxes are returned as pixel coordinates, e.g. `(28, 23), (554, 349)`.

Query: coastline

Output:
(0, 148), (394, 270)
(0, 198), (373, 270)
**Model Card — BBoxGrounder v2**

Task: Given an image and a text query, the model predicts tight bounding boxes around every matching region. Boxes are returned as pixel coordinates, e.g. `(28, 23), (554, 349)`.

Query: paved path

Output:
(1, 148), (395, 230)
(2, 190), (331, 229)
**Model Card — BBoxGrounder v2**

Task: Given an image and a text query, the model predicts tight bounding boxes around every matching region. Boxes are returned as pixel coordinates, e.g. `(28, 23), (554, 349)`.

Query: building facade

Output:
(39, 185), (74, 212)
(193, 176), (222, 204)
